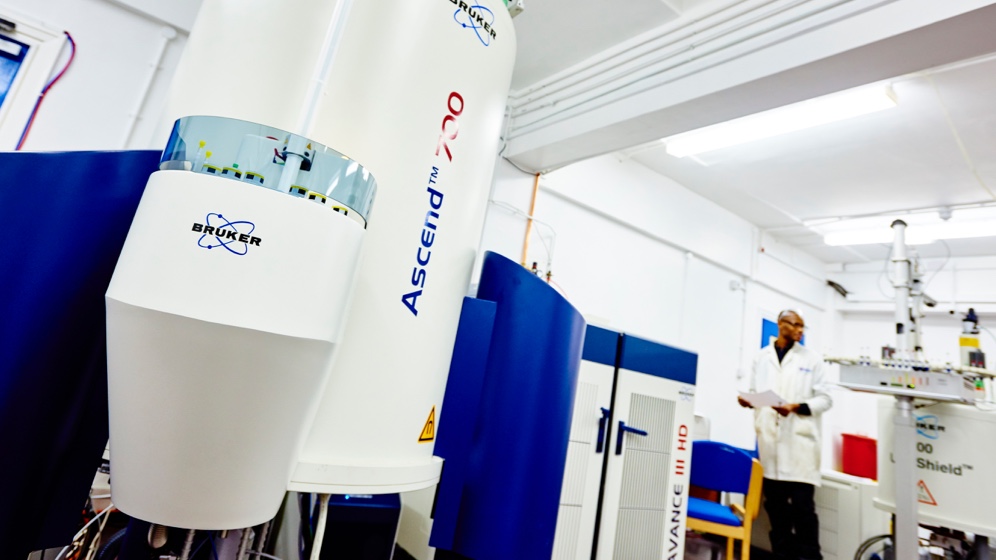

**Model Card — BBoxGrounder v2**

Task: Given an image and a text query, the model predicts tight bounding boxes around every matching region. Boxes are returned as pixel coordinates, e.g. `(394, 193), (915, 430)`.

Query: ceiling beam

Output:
(504, 0), (996, 172)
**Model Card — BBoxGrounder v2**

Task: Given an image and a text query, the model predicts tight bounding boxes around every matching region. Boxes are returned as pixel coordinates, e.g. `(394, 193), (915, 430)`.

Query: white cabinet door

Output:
(595, 368), (695, 560)
(551, 359), (616, 560)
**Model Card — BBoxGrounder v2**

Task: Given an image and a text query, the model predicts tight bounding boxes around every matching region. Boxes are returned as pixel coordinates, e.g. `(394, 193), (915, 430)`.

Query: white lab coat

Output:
(750, 342), (832, 486)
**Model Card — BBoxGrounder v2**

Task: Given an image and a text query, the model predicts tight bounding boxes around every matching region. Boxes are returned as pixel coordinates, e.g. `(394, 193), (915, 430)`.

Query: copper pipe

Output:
(521, 172), (541, 266)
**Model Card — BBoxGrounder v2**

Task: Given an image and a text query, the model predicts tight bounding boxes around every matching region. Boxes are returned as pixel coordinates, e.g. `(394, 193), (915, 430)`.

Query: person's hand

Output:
(737, 396), (753, 408)
(772, 403), (800, 417)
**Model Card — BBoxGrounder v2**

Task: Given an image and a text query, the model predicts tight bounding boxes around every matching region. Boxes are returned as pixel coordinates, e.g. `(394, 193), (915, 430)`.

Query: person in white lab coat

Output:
(738, 309), (832, 560)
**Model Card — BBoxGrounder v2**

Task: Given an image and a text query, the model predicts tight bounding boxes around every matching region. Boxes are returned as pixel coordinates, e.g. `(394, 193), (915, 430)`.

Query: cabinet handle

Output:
(615, 421), (648, 455)
(596, 407), (611, 453)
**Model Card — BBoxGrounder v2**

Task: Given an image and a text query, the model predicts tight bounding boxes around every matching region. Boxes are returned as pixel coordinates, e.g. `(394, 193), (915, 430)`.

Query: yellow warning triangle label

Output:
(917, 480), (937, 506)
(418, 406), (436, 443)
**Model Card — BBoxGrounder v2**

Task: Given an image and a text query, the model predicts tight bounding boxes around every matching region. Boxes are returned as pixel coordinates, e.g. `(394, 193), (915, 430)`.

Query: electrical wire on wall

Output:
(875, 242), (895, 300)
(520, 173), (542, 266)
(488, 199), (564, 294)
(493, 141), (570, 295)
(15, 30), (75, 151)
(921, 239), (951, 292)
(876, 240), (951, 306)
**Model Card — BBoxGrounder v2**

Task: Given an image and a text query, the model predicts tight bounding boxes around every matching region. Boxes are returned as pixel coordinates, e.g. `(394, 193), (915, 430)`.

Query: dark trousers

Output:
(763, 478), (822, 560)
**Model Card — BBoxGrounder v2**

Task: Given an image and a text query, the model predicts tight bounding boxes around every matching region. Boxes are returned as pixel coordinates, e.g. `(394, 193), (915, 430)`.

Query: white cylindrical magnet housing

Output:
(291, 0), (517, 493)
(107, 118), (375, 527)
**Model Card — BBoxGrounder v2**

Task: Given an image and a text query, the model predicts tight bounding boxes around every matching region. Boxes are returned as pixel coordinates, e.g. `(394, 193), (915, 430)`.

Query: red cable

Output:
(15, 31), (76, 150)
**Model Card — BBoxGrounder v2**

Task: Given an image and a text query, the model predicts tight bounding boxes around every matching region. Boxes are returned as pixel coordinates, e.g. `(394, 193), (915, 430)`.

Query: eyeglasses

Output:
(779, 320), (806, 330)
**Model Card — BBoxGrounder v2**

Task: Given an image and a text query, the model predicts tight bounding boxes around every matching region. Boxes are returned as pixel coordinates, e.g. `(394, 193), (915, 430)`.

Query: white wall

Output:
(477, 154), (835, 451)
(0, 0), (194, 151)
(828, 255), (996, 316)
(819, 255), (996, 470)
(489, 155), (993, 481)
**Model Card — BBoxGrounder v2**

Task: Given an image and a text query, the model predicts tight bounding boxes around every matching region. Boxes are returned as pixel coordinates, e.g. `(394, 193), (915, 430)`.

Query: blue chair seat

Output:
(687, 497), (742, 527)
(687, 441), (763, 560)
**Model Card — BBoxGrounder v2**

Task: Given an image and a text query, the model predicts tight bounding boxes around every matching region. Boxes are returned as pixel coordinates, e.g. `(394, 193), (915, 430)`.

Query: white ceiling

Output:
(507, 0), (996, 265)
(509, 0), (680, 90)
(631, 55), (996, 263)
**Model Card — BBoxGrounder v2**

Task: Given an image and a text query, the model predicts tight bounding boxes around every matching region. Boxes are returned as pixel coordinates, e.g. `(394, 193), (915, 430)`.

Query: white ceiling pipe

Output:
(892, 220), (911, 353)
(510, 0), (835, 119)
(508, 0), (893, 135)
(122, 26), (177, 149)
(507, 0), (774, 104)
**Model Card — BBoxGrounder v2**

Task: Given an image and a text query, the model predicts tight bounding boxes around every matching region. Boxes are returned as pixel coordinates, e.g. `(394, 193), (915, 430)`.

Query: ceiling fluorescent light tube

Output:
(666, 86), (897, 158)
(823, 229), (894, 246)
(824, 219), (996, 246)
(920, 221), (996, 241)
(823, 227), (935, 247)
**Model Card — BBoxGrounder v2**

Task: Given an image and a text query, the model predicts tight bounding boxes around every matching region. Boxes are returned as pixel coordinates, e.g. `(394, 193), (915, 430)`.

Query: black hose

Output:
(300, 493), (314, 559)
(854, 534), (892, 560)
(96, 528), (128, 560)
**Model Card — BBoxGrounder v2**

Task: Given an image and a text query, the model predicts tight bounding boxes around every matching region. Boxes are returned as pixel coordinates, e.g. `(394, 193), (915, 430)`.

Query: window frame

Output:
(0, 9), (65, 150)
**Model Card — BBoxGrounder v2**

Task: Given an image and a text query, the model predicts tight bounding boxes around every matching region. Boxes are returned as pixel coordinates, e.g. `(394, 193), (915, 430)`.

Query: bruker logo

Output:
(448, 0), (497, 46)
(916, 414), (945, 440)
(191, 213), (261, 256)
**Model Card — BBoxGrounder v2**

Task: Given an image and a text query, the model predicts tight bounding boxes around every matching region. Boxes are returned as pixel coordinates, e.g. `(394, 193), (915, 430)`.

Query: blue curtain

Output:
(0, 150), (159, 556)
(431, 252), (586, 560)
